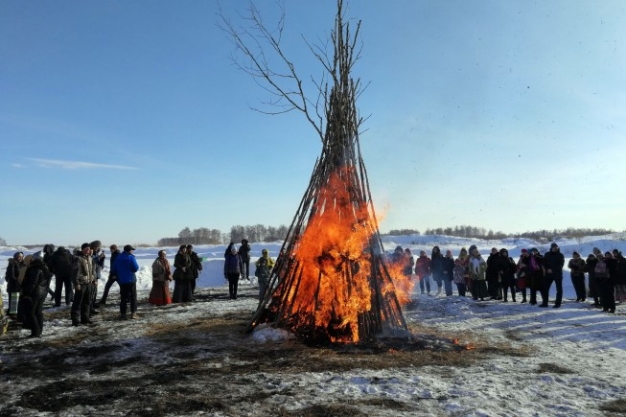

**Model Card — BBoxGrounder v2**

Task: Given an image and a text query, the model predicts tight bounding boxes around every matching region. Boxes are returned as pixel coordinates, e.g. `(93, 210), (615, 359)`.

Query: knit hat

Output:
(521, 249), (528, 253)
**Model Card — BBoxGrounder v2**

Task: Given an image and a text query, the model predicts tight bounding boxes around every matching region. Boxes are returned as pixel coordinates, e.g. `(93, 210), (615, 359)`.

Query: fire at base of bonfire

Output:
(253, 167), (415, 345)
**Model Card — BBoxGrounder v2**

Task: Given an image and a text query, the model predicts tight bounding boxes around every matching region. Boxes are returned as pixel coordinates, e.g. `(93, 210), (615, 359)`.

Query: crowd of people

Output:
(388, 243), (626, 313)
(2, 239), (275, 338)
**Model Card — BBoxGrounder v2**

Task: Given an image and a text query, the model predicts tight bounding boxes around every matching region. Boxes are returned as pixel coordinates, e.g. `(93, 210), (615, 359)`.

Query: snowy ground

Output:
(1, 235), (626, 416)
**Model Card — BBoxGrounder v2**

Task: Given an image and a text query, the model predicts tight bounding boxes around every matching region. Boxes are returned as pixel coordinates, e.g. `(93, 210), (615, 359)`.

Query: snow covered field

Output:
(1, 234), (625, 416)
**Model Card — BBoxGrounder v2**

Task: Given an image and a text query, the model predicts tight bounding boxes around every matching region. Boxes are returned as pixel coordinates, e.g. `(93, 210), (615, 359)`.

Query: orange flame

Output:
(270, 167), (413, 344)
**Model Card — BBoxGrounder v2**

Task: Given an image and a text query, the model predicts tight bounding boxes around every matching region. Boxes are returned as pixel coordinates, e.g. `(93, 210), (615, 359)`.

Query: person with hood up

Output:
(568, 251), (587, 302)
(224, 245), (243, 300)
(255, 248), (275, 301)
(414, 250), (431, 295)
(111, 245), (140, 319)
(540, 243), (565, 308)
(21, 257), (53, 337)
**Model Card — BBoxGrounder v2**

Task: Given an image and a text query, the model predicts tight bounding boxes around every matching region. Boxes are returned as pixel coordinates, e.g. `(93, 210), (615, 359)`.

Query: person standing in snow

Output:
(173, 244), (193, 303)
(526, 248), (544, 305)
(71, 243), (95, 326)
(186, 244), (203, 300)
(486, 247), (502, 300)
(149, 250), (173, 306)
(239, 239), (251, 281)
(458, 247), (471, 296)
(5, 252), (24, 319)
(441, 250), (455, 296)
(415, 250), (431, 295)
(430, 246), (444, 295)
(89, 241), (105, 315)
(568, 251), (587, 302)
(498, 248), (517, 302)
(598, 252), (617, 313)
(224, 246), (243, 300)
(469, 248), (489, 301)
(49, 246), (74, 307)
(468, 248), (488, 301)
(99, 244), (121, 305)
(516, 249), (530, 303)
(111, 245), (140, 319)
(613, 249), (626, 303)
(586, 249), (601, 307)
(21, 257), (52, 337)
(540, 243), (565, 308)
(452, 258), (467, 296)
(255, 248), (275, 301)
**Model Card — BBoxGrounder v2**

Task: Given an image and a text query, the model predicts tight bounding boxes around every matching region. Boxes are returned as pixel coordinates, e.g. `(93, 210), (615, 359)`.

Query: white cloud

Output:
(11, 163), (25, 168)
(28, 158), (138, 170)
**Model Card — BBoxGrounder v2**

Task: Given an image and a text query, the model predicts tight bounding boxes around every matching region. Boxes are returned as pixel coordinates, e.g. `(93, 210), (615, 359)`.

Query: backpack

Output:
(594, 260), (609, 278)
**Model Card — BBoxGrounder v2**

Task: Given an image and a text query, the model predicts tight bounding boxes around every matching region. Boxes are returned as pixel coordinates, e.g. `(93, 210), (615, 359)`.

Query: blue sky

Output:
(1, 1), (625, 246)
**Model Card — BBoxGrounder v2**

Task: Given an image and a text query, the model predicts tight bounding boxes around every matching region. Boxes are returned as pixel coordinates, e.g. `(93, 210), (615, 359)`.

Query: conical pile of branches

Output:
(247, 2), (408, 345)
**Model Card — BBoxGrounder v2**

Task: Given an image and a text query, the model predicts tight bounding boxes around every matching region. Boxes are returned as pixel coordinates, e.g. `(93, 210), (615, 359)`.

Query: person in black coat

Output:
(441, 250), (455, 296)
(21, 258), (53, 337)
(5, 252), (24, 318)
(430, 246), (444, 295)
(601, 252), (618, 313)
(239, 239), (251, 281)
(586, 251), (601, 307)
(49, 246), (74, 307)
(186, 244), (203, 299)
(540, 243), (565, 308)
(486, 248), (502, 300)
(498, 249), (517, 302)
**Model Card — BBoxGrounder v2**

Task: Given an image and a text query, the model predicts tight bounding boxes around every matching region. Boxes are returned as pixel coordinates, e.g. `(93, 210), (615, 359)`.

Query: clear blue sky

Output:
(2, 1), (625, 246)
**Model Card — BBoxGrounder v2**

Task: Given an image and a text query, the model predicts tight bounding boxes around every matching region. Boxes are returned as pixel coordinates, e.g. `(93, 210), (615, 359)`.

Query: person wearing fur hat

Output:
(540, 243), (565, 308)
(568, 252), (587, 302)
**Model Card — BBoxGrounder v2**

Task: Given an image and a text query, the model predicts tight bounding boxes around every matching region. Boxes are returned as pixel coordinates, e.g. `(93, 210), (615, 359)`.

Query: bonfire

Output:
(246, 1), (413, 344)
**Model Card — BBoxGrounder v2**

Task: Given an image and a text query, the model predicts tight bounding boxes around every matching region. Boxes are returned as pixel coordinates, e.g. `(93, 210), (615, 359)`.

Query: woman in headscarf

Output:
(149, 250), (173, 306)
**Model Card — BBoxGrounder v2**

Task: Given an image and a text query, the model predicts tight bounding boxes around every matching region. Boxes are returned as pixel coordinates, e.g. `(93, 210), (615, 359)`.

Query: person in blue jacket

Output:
(111, 245), (139, 320)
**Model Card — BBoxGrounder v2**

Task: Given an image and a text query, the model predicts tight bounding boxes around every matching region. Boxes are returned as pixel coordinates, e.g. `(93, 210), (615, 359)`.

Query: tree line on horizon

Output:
(383, 226), (618, 242)
(156, 224), (290, 247)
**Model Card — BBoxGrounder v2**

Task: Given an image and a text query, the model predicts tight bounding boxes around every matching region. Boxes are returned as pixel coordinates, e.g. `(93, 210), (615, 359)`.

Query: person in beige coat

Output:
(149, 250), (172, 306)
